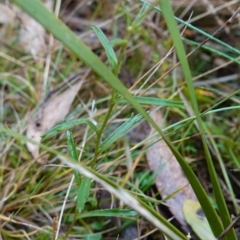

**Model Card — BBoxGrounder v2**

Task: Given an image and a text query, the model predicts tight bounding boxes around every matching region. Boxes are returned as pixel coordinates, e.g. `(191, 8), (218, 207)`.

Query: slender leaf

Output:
(91, 26), (118, 69)
(133, 2), (150, 27)
(42, 119), (98, 141)
(66, 131), (81, 186)
(78, 209), (137, 219)
(183, 38), (240, 65)
(116, 96), (184, 108)
(77, 177), (92, 213)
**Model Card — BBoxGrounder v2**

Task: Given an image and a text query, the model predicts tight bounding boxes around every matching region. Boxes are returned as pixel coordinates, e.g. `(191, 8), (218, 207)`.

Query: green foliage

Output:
(1, 0), (238, 239)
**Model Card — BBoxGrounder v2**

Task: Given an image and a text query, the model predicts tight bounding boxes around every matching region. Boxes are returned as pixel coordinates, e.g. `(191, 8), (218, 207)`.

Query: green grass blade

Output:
(159, 0), (237, 239)
(183, 38), (240, 64)
(78, 209), (137, 219)
(42, 119), (98, 141)
(66, 131), (78, 160)
(66, 131), (81, 186)
(229, 148), (240, 168)
(77, 177), (92, 213)
(116, 96), (184, 108)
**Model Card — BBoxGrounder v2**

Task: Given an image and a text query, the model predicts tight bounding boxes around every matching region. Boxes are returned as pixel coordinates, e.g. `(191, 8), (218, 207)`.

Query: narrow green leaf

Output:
(66, 131), (78, 160)
(133, 2), (150, 27)
(77, 177), (91, 213)
(116, 96), (184, 108)
(100, 114), (142, 151)
(78, 209), (137, 219)
(66, 131), (81, 186)
(183, 38), (240, 65)
(42, 119), (98, 141)
(229, 148), (240, 168)
(91, 26), (118, 69)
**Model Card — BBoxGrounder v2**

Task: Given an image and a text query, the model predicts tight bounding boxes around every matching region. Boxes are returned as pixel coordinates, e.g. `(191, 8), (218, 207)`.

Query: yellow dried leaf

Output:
(183, 199), (216, 240)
